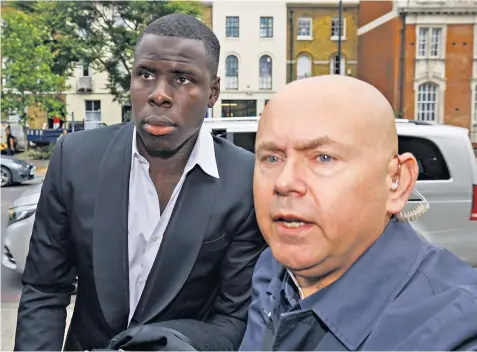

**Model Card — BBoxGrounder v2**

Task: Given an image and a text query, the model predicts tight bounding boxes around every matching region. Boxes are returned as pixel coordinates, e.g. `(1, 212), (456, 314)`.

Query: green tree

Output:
(14, 1), (201, 105)
(1, 9), (67, 125)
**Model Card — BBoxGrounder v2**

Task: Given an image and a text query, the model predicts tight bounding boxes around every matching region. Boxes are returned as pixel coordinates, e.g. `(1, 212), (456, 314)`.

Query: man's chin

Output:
(271, 247), (324, 273)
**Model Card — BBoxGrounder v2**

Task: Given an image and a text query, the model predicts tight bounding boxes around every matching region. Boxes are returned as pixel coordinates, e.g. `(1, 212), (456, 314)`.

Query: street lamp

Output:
(337, 0), (343, 74)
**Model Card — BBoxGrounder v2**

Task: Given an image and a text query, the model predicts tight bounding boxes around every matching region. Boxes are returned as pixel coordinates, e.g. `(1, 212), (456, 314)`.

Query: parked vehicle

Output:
(2, 183), (41, 273)
(3, 118), (477, 276)
(26, 121), (107, 146)
(1, 155), (36, 187)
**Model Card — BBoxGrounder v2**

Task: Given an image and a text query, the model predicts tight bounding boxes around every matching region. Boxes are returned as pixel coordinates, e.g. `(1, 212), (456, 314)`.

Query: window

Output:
(233, 132), (257, 153)
(222, 100), (257, 117)
(225, 55), (239, 90)
(398, 136), (450, 181)
(79, 62), (91, 77)
(260, 17), (273, 38)
(226, 16), (239, 38)
(417, 27), (442, 58)
(330, 53), (345, 75)
(297, 17), (312, 39)
(331, 17), (346, 40)
(85, 100), (101, 121)
(297, 54), (312, 79)
(416, 83), (438, 122)
(259, 55), (272, 90)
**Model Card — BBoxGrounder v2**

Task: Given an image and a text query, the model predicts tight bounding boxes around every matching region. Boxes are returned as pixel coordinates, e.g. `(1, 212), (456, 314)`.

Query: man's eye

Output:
(262, 155), (280, 164)
(139, 72), (155, 80)
(175, 77), (191, 85)
(317, 154), (333, 163)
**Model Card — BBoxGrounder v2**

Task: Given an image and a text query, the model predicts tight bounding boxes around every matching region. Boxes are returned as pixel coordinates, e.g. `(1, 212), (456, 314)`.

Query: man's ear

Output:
(387, 152), (419, 214)
(208, 76), (221, 108)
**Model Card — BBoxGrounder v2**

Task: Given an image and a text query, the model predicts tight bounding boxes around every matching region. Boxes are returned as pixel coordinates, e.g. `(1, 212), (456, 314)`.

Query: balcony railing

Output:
(85, 111), (101, 122)
(77, 76), (93, 92)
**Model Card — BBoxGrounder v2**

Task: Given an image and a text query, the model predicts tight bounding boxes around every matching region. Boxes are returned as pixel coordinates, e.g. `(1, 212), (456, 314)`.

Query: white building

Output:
(64, 1), (289, 123)
(210, 0), (288, 118)
(64, 63), (123, 128)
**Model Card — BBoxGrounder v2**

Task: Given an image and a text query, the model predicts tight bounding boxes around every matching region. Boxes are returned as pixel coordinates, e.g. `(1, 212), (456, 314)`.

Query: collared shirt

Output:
(240, 218), (477, 351)
(127, 125), (219, 323)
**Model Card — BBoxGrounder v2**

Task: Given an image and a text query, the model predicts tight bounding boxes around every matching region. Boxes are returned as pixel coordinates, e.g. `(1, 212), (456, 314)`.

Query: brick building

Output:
(358, 0), (477, 142)
(286, 0), (359, 82)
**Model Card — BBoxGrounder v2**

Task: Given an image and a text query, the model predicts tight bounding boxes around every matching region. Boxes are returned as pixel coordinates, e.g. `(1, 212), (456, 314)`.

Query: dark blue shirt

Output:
(240, 219), (477, 351)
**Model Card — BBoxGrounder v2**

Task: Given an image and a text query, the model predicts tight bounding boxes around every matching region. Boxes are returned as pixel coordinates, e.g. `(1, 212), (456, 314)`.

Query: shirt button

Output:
(148, 189), (154, 195)
(152, 237), (157, 242)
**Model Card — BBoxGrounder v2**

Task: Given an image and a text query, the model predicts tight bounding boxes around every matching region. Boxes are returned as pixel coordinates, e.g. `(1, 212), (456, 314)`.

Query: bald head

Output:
(253, 75), (418, 292)
(259, 75), (398, 158)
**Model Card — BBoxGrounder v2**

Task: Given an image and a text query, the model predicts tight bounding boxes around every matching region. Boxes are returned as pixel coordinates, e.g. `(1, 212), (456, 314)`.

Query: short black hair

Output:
(136, 13), (220, 75)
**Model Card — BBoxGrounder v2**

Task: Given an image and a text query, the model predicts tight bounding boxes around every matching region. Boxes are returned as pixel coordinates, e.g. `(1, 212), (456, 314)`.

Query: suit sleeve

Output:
(158, 207), (267, 351)
(203, 207), (267, 349)
(14, 137), (76, 351)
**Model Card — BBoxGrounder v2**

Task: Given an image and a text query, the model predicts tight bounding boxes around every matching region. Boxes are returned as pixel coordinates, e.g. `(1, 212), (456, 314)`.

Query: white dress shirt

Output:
(127, 124), (219, 323)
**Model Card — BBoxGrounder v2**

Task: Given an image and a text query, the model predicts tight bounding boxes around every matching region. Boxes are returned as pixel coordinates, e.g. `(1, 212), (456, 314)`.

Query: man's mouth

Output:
(273, 214), (312, 229)
(143, 115), (177, 136)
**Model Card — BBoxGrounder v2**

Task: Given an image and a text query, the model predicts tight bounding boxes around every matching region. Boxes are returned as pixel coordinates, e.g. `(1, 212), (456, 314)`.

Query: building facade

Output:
(286, 0), (359, 83)
(358, 0), (477, 142)
(209, 0), (288, 117)
(64, 63), (122, 127)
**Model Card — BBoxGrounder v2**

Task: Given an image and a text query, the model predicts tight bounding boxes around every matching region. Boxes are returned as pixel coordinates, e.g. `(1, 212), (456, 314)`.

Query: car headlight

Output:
(8, 204), (37, 225)
(11, 163), (23, 169)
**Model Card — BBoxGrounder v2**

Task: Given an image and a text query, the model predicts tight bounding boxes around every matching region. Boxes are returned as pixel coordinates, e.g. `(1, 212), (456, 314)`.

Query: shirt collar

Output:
(279, 219), (428, 350)
(131, 124), (219, 179)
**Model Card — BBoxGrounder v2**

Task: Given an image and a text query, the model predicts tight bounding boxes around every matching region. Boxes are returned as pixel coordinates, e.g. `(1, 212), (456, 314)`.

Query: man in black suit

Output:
(15, 14), (266, 351)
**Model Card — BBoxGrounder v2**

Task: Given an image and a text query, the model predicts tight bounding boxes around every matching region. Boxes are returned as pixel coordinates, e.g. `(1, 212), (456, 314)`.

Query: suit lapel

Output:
(130, 166), (220, 325)
(93, 121), (134, 334)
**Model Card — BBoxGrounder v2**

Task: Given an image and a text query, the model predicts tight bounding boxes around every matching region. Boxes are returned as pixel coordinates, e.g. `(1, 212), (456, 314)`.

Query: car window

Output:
(231, 132), (256, 153)
(398, 136), (451, 181)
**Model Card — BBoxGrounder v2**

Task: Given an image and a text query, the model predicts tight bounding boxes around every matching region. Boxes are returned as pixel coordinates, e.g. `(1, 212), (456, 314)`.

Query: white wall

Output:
(211, 0), (288, 117)
(65, 65), (123, 126)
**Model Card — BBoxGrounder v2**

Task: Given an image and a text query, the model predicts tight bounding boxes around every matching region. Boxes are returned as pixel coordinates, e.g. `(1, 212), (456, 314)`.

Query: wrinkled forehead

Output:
(257, 102), (372, 151)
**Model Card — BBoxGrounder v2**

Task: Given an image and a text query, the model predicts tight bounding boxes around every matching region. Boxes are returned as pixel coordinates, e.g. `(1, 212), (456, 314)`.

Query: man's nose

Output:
(274, 159), (307, 197)
(148, 79), (173, 107)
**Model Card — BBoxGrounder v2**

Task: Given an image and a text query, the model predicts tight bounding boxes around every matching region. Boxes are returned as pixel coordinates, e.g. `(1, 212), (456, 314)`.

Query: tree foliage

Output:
(1, 9), (67, 125)
(11, 1), (202, 105)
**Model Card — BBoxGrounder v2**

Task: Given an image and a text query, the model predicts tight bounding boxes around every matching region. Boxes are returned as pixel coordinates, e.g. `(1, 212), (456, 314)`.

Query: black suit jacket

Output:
(14, 122), (266, 351)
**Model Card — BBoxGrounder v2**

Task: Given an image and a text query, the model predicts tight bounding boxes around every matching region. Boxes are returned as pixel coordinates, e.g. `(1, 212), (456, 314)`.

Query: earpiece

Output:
(391, 178), (399, 191)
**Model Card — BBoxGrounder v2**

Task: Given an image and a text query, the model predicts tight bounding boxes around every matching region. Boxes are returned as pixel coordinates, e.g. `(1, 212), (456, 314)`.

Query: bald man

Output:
(239, 75), (477, 351)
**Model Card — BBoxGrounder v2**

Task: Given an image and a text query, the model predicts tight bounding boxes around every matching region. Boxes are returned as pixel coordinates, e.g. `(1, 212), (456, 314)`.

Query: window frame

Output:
(226, 16), (240, 38)
(416, 82), (439, 122)
(416, 26), (444, 59)
(330, 17), (346, 41)
(260, 16), (273, 38)
(297, 17), (313, 40)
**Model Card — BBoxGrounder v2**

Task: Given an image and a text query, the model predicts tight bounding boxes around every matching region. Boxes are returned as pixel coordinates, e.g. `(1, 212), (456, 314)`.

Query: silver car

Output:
(2, 184), (41, 274)
(1, 156), (36, 187)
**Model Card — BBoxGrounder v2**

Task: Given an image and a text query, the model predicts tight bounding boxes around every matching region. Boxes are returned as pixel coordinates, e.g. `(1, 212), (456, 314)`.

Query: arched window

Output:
(225, 55), (238, 90)
(296, 54), (312, 79)
(259, 55), (272, 90)
(417, 82), (438, 122)
(329, 53), (345, 75)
